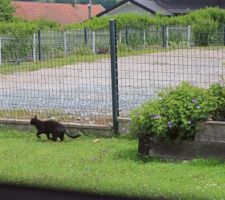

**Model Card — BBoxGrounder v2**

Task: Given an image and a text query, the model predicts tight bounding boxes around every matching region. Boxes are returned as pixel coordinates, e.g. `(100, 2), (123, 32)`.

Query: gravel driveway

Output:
(0, 48), (225, 119)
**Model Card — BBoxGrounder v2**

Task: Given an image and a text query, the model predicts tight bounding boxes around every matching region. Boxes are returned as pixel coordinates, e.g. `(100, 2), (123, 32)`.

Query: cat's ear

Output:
(34, 115), (37, 119)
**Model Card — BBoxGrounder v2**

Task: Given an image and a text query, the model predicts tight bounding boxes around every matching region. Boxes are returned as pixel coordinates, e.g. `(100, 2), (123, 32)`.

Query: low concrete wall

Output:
(0, 118), (130, 137)
(139, 121), (225, 160)
(196, 121), (225, 142)
(148, 138), (225, 160)
(118, 117), (131, 134)
(0, 119), (113, 137)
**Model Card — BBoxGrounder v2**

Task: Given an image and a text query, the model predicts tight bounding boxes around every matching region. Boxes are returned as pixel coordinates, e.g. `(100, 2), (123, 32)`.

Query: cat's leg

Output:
(56, 131), (64, 141)
(59, 135), (64, 141)
(47, 133), (52, 140)
(52, 135), (57, 142)
(36, 131), (41, 138)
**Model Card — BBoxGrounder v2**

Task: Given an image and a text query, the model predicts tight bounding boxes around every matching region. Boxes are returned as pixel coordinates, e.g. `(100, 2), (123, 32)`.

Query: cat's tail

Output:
(65, 130), (81, 139)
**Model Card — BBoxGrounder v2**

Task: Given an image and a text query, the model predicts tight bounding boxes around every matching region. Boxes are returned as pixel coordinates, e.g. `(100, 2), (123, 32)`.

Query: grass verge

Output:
(0, 46), (162, 75)
(0, 127), (225, 199)
(0, 109), (112, 125)
(0, 53), (104, 74)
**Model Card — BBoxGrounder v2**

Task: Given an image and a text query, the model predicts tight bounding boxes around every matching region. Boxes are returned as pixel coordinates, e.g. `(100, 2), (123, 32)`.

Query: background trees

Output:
(0, 0), (15, 21)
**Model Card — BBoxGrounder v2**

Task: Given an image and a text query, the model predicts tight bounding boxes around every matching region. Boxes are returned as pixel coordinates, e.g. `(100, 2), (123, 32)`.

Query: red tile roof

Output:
(12, 1), (105, 25)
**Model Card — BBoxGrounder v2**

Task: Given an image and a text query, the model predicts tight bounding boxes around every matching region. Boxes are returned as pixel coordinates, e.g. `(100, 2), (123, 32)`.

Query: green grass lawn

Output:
(0, 53), (103, 75)
(0, 47), (161, 75)
(0, 126), (225, 199)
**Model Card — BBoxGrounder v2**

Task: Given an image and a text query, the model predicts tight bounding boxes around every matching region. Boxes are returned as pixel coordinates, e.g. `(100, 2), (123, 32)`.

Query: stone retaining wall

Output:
(0, 119), (113, 137)
(0, 118), (130, 137)
(139, 121), (225, 160)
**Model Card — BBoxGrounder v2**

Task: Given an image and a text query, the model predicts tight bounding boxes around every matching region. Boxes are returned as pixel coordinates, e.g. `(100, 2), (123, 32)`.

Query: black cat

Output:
(30, 116), (81, 141)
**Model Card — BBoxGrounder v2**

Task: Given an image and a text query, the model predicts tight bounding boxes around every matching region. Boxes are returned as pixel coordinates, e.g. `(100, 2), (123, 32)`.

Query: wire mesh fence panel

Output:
(168, 25), (191, 48)
(117, 25), (191, 50)
(117, 26), (225, 117)
(1, 36), (34, 64)
(39, 31), (65, 60)
(145, 26), (162, 47)
(0, 29), (112, 125)
(65, 29), (90, 56)
(0, 24), (225, 124)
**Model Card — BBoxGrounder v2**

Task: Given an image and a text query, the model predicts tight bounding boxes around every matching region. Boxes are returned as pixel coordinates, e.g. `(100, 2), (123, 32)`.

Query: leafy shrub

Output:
(74, 45), (93, 56)
(0, 0), (15, 22)
(0, 19), (59, 36)
(192, 18), (219, 46)
(130, 82), (218, 140)
(0, 19), (60, 62)
(64, 13), (157, 30)
(169, 41), (189, 48)
(2, 36), (33, 62)
(208, 81), (225, 121)
(64, 7), (225, 47)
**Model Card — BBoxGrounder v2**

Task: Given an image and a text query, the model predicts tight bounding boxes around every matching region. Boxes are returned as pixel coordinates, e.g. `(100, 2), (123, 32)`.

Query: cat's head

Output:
(30, 115), (38, 125)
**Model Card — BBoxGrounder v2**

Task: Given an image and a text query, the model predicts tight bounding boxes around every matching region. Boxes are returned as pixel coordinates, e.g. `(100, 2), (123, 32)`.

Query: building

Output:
(97, 0), (225, 17)
(13, 1), (105, 25)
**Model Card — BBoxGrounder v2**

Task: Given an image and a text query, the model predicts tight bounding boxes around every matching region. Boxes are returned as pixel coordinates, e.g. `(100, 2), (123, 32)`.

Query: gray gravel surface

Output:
(0, 48), (225, 117)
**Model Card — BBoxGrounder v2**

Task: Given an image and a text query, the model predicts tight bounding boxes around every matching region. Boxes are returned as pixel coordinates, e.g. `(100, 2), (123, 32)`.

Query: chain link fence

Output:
(0, 22), (225, 128)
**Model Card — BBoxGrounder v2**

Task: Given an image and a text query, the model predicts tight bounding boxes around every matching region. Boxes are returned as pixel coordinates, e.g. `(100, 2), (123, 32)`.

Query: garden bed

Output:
(138, 121), (225, 160)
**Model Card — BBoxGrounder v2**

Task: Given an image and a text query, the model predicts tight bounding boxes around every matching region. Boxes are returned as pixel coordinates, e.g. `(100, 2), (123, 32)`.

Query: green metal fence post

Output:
(84, 27), (88, 46)
(125, 25), (128, 46)
(38, 30), (42, 61)
(223, 25), (225, 46)
(110, 19), (119, 134)
(162, 25), (168, 48)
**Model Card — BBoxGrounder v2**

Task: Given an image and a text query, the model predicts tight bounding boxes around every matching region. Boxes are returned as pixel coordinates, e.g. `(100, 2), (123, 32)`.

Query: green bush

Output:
(208, 81), (225, 121)
(130, 82), (219, 140)
(192, 18), (219, 46)
(2, 36), (33, 62)
(64, 13), (158, 30)
(0, 19), (60, 62)
(64, 7), (225, 47)
(0, 0), (15, 22)
(0, 19), (59, 36)
(64, 7), (225, 30)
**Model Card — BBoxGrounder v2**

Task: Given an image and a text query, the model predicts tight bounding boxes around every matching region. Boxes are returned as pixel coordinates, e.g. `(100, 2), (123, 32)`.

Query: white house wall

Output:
(104, 2), (154, 16)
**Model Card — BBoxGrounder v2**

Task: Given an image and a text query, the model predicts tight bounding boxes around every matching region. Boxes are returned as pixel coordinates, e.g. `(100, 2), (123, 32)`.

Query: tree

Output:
(0, 0), (15, 21)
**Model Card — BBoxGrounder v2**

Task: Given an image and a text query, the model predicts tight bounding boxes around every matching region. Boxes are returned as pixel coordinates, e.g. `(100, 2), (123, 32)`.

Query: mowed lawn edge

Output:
(0, 127), (225, 199)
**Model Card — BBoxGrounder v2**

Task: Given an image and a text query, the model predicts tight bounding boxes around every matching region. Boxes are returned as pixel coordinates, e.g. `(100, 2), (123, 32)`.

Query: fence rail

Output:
(0, 25), (191, 65)
(0, 21), (225, 132)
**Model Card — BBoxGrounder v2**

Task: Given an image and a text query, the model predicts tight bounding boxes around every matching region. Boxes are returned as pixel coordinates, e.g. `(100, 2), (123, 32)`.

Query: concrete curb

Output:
(0, 119), (113, 137)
